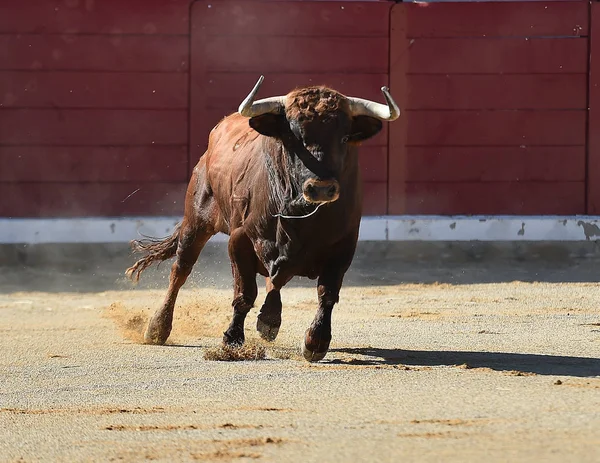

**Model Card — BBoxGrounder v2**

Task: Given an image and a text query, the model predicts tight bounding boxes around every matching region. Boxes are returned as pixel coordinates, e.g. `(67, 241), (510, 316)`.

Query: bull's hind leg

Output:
(144, 221), (212, 345)
(223, 229), (259, 346)
(256, 277), (282, 341)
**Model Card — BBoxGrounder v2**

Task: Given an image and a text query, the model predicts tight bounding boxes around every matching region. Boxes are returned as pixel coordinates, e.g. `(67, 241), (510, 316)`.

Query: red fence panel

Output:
(189, 0), (392, 216)
(0, 0), (190, 35)
(389, 1), (589, 216)
(588, 2), (600, 214)
(0, 0), (190, 218)
(1, 0), (596, 218)
(0, 183), (188, 218)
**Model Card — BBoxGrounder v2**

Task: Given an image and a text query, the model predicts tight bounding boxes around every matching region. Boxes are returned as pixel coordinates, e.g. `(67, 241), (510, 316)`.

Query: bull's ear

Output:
(348, 116), (383, 143)
(249, 114), (284, 138)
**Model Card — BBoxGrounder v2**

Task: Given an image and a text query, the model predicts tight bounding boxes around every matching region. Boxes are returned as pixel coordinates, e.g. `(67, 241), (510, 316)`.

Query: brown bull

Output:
(126, 76), (399, 361)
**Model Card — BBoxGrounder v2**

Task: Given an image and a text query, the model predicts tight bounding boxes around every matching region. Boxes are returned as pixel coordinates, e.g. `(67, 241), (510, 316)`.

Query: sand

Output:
(1, 258), (599, 462)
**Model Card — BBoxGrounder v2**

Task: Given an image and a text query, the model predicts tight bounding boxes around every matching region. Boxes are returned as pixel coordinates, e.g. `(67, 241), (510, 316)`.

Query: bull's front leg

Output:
(302, 276), (340, 362)
(302, 235), (357, 362)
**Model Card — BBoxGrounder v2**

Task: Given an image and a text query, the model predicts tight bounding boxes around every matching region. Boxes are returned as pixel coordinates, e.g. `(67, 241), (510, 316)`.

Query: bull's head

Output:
(238, 76), (399, 205)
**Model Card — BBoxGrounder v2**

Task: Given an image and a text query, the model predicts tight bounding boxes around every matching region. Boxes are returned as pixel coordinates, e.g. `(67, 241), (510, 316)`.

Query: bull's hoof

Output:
(301, 341), (328, 362)
(301, 330), (330, 362)
(222, 329), (245, 347)
(256, 318), (280, 342)
(143, 322), (170, 346)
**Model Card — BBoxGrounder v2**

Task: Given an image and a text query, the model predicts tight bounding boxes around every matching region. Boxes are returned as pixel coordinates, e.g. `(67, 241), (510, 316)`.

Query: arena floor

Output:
(1, 245), (599, 462)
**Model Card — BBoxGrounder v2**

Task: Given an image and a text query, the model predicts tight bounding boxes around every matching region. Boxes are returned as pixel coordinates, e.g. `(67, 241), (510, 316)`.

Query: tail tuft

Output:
(125, 223), (181, 283)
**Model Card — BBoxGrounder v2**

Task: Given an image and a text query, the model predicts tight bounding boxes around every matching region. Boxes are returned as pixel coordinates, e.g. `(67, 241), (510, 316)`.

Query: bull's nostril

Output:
(327, 186), (337, 198)
(306, 184), (316, 194)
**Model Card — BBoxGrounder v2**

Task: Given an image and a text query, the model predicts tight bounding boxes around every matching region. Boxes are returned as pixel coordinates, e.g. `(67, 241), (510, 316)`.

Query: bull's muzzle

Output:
(303, 179), (340, 204)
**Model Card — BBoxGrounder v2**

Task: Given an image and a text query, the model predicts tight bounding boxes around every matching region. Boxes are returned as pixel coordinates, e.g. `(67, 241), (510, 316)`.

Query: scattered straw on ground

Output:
(204, 342), (267, 361)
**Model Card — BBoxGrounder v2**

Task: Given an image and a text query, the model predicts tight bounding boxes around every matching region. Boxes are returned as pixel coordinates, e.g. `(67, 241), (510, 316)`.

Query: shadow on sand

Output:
(3, 241), (600, 293)
(330, 347), (600, 377)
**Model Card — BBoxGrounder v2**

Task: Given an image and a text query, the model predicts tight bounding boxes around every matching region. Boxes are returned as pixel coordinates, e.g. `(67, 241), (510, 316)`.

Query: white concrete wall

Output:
(3, 216), (600, 244)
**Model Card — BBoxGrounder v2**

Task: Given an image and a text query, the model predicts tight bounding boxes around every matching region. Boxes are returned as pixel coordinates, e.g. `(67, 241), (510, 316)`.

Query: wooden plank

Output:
(0, 182), (188, 217)
(588, 2), (600, 213)
(406, 74), (587, 110)
(403, 2), (589, 38)
(193, 0), (391, 37)
(203, 73), (390, 111)
(0, 0), (190, 35)
(0, 183), (39, 218)
(362, 182), (387, 216)
(388, 4), (409, 215)
(359, 147), (387, 183)
(202, 37), (388, 73)
(0, 71), (188, 109)
(399, 37), (587, 74)
(406, 110), (586, 146)
(405, 147), (585, 182)
(0, 146), (189, 182)
(403, 182), (585, 215)
(0, 109), (188, 145)
(0, 35), (188, 72)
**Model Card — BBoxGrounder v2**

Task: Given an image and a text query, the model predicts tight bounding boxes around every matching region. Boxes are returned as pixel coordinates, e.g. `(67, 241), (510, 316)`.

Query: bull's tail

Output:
(125, 223), (181, 283)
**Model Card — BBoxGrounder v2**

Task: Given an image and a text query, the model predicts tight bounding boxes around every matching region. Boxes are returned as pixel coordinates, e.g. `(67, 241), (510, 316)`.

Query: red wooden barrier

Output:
(0, 0), (596, 218)
(588, 2), (600, 214)
(0, 0), (190, 35)
(389, 1), (589, 215)
(0, 0), (190, 218)
(189, 0), (392, 216)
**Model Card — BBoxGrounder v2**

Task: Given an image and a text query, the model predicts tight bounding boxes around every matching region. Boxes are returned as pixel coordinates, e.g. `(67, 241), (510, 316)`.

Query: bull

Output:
(126, 76), (399, 362)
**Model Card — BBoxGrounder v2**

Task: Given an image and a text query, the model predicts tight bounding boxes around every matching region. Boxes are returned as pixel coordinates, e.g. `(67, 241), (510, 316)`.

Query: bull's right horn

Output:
(238, 75), (286, 118)
(347, 86), (400, 121)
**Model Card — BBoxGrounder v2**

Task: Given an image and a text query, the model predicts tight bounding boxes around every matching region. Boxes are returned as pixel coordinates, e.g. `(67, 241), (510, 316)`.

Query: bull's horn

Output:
(347, 86), (400, 121)
(238, 75), (286, 117)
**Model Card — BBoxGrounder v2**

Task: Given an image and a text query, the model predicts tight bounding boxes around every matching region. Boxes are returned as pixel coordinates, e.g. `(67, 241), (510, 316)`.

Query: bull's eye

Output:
(341, 135), (349, 144)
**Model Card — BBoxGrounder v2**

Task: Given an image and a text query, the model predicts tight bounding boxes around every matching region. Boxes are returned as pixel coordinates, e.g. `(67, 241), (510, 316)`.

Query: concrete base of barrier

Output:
(2, 216), (600, 244)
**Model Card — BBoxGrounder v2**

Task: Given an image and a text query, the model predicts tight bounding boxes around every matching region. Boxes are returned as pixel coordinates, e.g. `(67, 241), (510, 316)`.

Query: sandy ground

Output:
(1, 252), (600, 462)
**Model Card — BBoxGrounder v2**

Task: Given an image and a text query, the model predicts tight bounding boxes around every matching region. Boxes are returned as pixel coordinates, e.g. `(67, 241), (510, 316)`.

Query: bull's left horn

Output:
(238, 75), (286, 118)
(347, 86), (400, 121)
